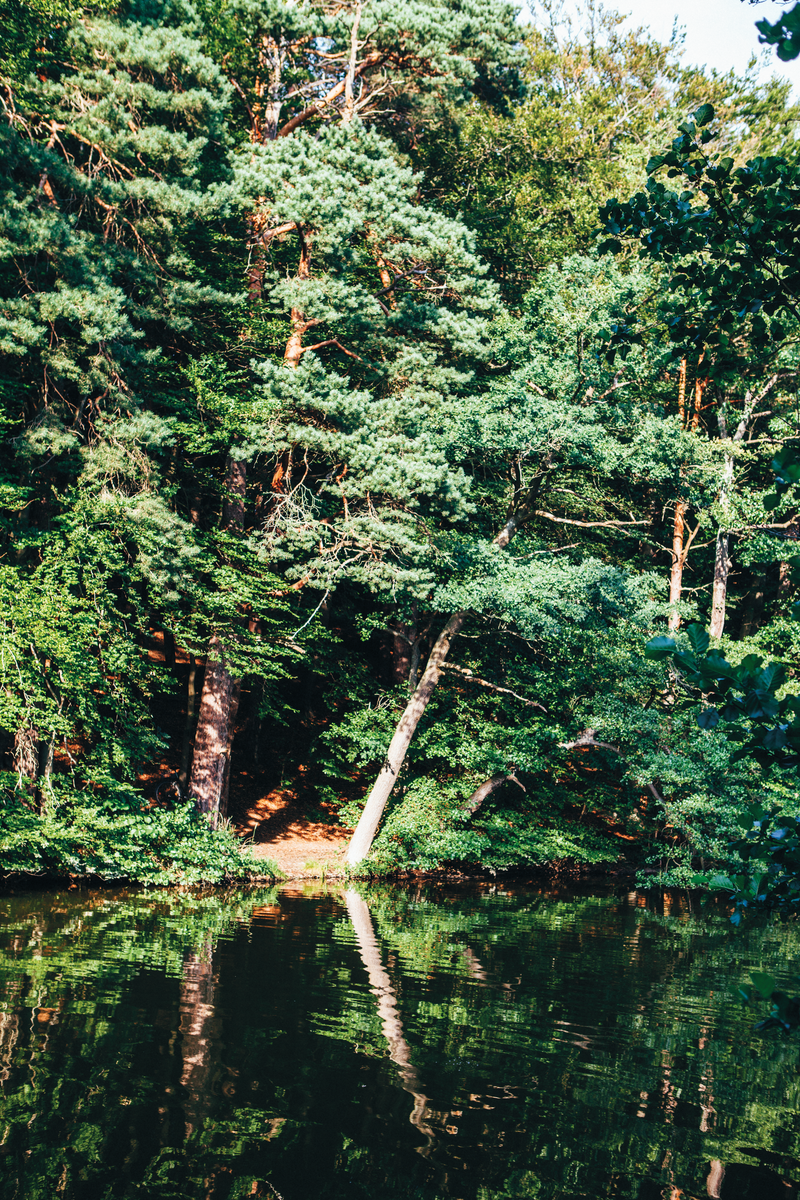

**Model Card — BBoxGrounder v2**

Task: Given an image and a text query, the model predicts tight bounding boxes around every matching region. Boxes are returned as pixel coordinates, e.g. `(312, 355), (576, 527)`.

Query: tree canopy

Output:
(1, 0), (800, 886)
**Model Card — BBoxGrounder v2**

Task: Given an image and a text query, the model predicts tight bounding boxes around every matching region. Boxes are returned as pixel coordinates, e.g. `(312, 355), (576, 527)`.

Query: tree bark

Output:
(709, 529), (732, 639)
(223, 454), (247, 529)
(162, 629), (176, 668)
(342, 2), (363, 125)
(179, 656), (198, 789)
(13, 723), (38, 787)
(667, 500), (687, 633)
(346, 612), (468, 865)
(346, 514), (522, 866)
(707, 378), (775, 639)
(667, 363), (703, 632)
(219, 679), (242, 821)
(188, 451), (248, 816)
(779, 559), (794, 600)
(464, 772), (526, 817)
(284, 229), (313, 368)
(189, 638), (235, 818)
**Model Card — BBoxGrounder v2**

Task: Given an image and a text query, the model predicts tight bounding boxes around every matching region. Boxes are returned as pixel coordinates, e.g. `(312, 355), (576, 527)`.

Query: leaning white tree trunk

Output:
(346, 515), (520, 866)
(346, 611), (467, 865)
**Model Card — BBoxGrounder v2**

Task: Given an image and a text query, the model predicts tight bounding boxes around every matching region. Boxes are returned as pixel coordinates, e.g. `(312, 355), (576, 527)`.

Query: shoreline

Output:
(0, 857), (641, 892)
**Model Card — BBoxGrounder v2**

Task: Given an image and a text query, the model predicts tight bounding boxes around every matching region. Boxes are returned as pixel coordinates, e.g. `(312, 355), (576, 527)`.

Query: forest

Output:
(2, 0), (800, 888)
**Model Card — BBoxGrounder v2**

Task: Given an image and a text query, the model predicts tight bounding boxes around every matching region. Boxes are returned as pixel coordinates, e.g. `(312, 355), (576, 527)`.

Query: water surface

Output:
(1, 882), (800, 1199)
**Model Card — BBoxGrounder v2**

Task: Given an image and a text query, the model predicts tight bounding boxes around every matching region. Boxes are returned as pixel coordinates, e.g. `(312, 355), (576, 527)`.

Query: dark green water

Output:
(2, 883), (800, 1200)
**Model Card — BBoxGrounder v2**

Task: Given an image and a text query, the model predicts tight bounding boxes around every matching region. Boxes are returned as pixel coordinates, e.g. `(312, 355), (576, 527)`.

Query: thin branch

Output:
(301, 337), (369, 364)
(535, 510), (648, 529)
(440, 663), (547, 711)
(277, 51), (386, 137)
(559, 730), (665, 804)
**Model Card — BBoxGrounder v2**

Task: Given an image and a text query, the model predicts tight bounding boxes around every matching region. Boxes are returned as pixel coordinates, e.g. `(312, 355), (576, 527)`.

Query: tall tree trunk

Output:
(188, 456), (247, 817)
(189, 637), (236, 817)
(179, 656), (198, 789)
(219, 679), (242, 821)
(341, 2), (363, 125)
(739, 573), (766, 638)
(244, 38), (282, 297)
(667, 499), (687, 633)
(707, 378), (775, 639)
(13, 720), (37, 787)
(385, 620), (413, 685)
(346, 514), (521, 866)
(709, 529), (732, 639)
(223, 454), (247, 529)
(779, 559), (794, 601)
(284, 230), (313, 368)
(668, 365), (703, 632)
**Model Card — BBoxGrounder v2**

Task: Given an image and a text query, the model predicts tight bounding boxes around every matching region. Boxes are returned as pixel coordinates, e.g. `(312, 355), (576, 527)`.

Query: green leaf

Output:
(687, 624), (710, 655)
(645, 635), (676, 660)
(697, 707), (719, 730)
(694, 104), (715, 127)
(752, 971), (777, 999)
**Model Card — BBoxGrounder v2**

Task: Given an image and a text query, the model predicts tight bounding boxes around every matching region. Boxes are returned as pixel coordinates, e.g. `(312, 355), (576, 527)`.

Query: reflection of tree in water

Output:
(5, 886), (800, 1199)
(178, 941), (218, 1136)
(344, 888), (434, 1150)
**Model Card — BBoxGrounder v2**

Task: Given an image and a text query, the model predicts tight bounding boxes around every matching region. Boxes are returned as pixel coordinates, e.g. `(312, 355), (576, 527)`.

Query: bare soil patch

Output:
(236, 787), (351, 878)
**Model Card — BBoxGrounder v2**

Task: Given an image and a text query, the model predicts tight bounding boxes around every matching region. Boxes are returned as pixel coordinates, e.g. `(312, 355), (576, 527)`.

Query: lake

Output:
(1, 882), (799, 1199)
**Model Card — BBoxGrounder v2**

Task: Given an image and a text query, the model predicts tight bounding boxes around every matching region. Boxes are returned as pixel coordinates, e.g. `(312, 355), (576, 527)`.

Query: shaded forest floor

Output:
(233, 784), (351, 878)
(139, 636), (354, 877)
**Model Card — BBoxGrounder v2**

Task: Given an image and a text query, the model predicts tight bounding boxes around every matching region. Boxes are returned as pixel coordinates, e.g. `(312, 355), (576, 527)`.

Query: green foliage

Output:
(754, 1), (800, 61)
(1, 0), (798, 882)
(645, 625), (800, 914)
(0, 792), (276, 884)
(416, 5), (800, 299)
(599, 103), (800, 368)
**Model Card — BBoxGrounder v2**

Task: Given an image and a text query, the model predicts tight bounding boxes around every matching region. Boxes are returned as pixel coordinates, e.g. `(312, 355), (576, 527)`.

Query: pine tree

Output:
(181, 0), (523, 819)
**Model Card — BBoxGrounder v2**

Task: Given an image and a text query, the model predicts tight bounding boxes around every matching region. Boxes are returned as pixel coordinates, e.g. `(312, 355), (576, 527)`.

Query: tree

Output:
(178, 0), (523, 820)
(747, 0), (800, 61)
(414, 2), (800, 301)
(344, 254), (713, 866)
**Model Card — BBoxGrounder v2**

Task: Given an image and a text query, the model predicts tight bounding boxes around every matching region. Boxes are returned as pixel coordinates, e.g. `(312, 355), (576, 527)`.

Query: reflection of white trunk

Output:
(0, 1010), (19, 1085)
(344, 889), (433, 1148)
(706, 1159), (725, 1198)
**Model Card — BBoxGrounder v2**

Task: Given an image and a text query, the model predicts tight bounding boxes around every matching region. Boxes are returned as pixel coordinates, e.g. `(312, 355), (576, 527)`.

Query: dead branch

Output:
(560, 730), (664, 805)
(464, 771), (526, 817)
(535, 510), (648, 529)
(440, 663), (547, 711)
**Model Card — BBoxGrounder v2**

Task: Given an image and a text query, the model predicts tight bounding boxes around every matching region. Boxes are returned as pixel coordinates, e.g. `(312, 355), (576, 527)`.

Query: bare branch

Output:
(464, 772), (526, 817)
(440, 663), (547, 711)
(277, 51), (386, 137)
(534, 510), (648, 529)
